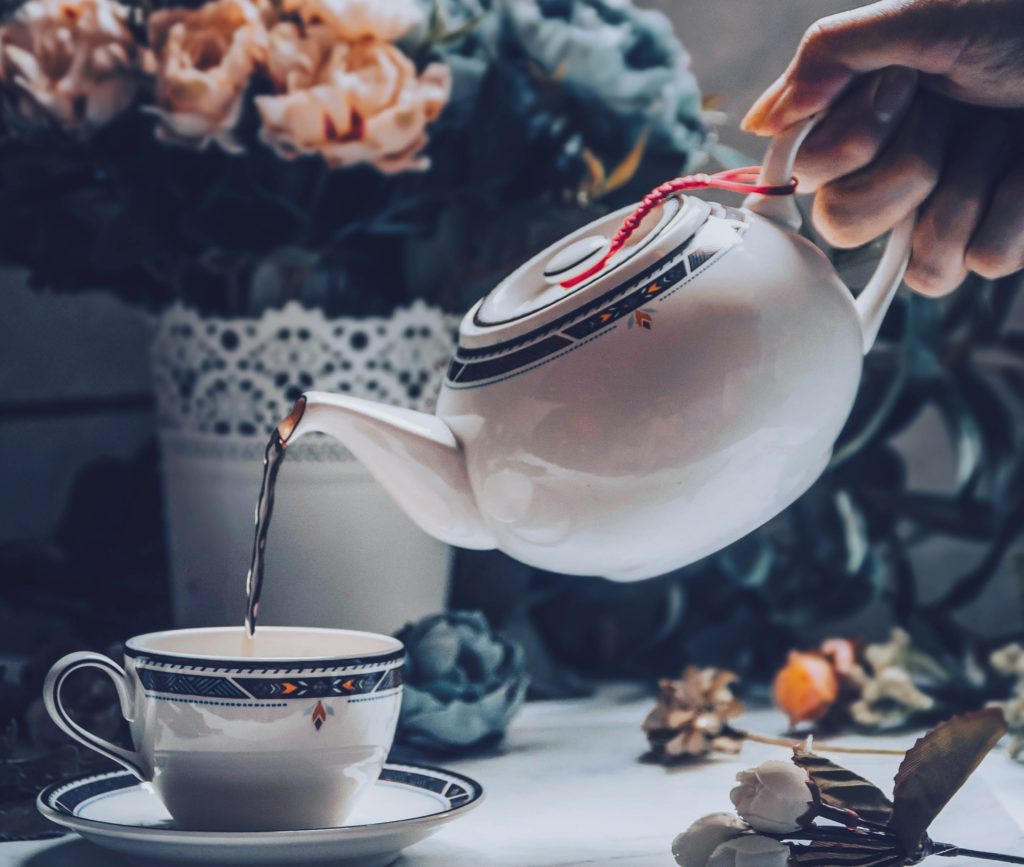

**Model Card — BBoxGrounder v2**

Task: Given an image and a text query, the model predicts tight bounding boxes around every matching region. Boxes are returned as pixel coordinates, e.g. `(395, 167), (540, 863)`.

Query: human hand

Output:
(742, 0), (1024, 295)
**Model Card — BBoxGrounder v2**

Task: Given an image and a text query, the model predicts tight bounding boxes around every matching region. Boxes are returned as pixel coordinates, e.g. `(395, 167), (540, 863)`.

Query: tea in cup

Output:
(43, 626), (403, 831)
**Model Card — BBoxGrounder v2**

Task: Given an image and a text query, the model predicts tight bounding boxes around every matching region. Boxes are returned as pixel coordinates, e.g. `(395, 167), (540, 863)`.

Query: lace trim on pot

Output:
(150, 301), (460, 462)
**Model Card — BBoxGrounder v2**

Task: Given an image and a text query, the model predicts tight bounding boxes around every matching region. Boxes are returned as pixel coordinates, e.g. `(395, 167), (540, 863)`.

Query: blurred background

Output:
(1, 0), (1022, 711)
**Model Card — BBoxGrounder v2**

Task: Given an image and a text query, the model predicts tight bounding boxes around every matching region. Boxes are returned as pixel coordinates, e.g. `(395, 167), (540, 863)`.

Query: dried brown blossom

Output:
(643, 666), (744, 762)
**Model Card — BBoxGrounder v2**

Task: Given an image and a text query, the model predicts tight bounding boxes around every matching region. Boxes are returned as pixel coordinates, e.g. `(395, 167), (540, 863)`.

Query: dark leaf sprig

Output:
(672, 709), (1019, 867)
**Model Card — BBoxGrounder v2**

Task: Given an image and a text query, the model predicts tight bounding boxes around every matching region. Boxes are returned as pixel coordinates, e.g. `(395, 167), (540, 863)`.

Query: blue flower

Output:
(502, 0), (704, 154)
(423, 0), (706, 164)
(394, 610), (528, 753)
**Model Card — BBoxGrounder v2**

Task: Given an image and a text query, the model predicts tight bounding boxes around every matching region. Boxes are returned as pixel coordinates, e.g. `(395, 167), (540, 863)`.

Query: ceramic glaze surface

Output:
(281, 119), (914, 581)
(438, 210), (864, 578)
(37, 763), (483, 866)
(44, 627), (403, 832)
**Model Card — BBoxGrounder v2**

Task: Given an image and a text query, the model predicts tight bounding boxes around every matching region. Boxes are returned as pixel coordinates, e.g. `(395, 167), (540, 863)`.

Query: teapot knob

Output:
(543, 236), (611, 285)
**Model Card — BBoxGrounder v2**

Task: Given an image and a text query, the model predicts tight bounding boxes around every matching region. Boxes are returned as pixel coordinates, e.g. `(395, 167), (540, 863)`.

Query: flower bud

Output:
(773, 650), (838, 725)
(671, 813), (749, 867)
(729, 760), (814, 833)
(707, 834), (791, 867)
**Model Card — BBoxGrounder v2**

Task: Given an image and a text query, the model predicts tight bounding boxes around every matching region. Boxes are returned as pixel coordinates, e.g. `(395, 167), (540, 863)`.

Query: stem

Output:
(738, 730), (906, 756)
(782, 827), (892, 845)
(815, 803), (892, 834)
(932, 844), (1024, 865)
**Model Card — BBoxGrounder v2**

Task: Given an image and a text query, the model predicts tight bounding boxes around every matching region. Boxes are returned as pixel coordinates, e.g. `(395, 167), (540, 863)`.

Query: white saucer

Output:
(37, 763), (483, 866)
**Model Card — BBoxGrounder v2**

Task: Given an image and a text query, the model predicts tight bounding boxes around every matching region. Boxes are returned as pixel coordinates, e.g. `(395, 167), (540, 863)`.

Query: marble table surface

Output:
(5, 683), (1024, 866)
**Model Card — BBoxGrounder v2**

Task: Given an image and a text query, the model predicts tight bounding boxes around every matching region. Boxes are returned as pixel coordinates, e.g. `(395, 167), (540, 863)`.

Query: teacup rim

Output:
(124, 626), (404, 668)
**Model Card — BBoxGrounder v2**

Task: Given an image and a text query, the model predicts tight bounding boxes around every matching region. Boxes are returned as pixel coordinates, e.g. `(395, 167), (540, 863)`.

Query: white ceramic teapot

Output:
(279, 119), (913, 581)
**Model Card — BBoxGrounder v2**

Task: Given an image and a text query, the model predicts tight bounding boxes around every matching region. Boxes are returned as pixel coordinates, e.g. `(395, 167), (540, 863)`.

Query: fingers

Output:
(743, 0), (967, 135)
(812, 91), (953, 249)
(965, 159), (1024, 280)
(794, 67), (918, 192)
(905, 114), (1009, 295)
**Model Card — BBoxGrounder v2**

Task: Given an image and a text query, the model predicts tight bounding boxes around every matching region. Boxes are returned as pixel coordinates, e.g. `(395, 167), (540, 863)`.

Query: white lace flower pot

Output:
(150, 301), (458, 634)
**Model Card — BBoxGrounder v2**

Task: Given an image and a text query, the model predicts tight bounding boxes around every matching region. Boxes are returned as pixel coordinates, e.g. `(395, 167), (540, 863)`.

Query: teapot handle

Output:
(744, 116), (914, 354)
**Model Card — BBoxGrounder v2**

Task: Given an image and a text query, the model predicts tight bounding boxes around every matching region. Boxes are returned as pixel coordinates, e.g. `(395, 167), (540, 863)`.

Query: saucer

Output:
(37, 763), (483, 866)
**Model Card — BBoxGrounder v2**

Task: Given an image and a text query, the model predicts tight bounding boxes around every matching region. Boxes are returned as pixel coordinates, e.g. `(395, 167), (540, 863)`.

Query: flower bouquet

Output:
(0, 0), (707, 316)
(673, 709), (1023, 867)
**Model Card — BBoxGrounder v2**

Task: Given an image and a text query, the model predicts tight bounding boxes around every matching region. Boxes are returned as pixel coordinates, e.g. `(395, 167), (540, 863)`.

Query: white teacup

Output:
(43, 626), (404, 831)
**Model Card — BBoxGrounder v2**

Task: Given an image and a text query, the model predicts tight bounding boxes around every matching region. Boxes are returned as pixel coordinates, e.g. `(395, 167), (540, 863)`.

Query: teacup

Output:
(43, 626), (403, 831)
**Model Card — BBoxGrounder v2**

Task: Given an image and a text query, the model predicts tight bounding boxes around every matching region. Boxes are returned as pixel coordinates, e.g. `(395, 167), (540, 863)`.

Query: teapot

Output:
(278, 119), (913, 581)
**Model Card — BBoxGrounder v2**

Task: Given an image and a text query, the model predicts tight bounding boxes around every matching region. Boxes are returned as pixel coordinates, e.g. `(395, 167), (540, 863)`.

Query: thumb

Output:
(742, 0), (965, 135)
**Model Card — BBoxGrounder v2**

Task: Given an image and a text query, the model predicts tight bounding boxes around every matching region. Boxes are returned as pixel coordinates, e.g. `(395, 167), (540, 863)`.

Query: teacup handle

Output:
(744, 115), (914, 354)
(43, 651), (151, 781)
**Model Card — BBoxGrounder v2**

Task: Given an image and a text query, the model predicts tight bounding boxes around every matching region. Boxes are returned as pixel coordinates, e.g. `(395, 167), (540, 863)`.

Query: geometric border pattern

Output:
(125, 646), (404, 674)
(136, 664), (403, 702)
(447, 209), (746, 389)
(136, 670), (250, 699)
(236, 668), (402, 700)
(41, 762), (483, 824)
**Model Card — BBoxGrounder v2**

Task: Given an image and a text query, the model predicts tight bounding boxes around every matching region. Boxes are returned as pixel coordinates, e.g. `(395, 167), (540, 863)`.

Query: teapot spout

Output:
(279, 392), (495, 550)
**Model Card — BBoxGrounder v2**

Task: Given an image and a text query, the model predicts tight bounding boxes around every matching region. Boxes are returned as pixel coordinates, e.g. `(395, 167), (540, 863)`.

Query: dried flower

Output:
(707, 834), (791, 867)
(996, 695), (1024, 760)
(848, 629), (936, 730)
(729, 760), (814, 833)
(394, 611), (528, 753)
(820, 638), (858, 676)
(773, 650), (839, 726)
(280, 0), (421, 42)
(256, 34), (449, 173)
(642, 667), (744, 762)
(990, 642), (1024, 760)
(991, 642), (1024, 678)
(671, 711), (1012, 867)
(0, 0), (139, 133)
(672, 813), (749, 867)
(145, 0), (267, 152)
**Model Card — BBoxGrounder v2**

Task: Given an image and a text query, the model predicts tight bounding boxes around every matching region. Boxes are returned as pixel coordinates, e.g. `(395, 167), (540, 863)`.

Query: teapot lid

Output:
(462, 194), (711, 347)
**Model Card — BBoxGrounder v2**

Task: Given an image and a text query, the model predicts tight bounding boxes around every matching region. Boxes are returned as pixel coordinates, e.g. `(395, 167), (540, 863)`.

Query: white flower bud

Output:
(672, 813), (749, 867)
(729, 760), (814, 833)
(708, 834), (792, 867)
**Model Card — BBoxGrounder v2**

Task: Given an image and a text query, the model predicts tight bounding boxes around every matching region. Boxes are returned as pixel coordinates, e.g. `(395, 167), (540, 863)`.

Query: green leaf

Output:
(717, 535), (773, 588)
(855, 491), (995, 541)
(955, 366), (1017, 485)
(889, 708), (1007, 853)
(834, 490), (870, 574)
(793, 751), (894, 826)
(930, 384), (983, 493)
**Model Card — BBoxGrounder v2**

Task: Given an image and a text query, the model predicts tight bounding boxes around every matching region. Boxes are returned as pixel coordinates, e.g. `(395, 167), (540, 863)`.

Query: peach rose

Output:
(280, 0), (422, 42)
(772, 650), (838, 726)
(0, 0), (139, 133)
(256, 33), (449, 173)
(145, 0), (267, 152)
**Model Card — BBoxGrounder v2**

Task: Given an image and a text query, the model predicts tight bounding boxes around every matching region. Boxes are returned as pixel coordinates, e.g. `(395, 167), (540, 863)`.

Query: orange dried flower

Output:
(773, 650), (838, 725)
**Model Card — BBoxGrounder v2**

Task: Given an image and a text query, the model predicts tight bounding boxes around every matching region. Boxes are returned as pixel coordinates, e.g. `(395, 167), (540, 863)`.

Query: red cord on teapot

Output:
(559, 166), (797, 290)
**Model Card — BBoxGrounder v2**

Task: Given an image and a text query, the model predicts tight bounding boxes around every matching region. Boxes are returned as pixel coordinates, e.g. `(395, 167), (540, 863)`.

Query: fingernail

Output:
(872, 67), (917, 123)
(742, 74), (788, 133)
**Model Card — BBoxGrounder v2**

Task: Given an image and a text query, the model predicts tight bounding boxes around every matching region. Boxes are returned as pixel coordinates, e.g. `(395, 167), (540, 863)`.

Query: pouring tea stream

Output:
(269, 118), (914, 583)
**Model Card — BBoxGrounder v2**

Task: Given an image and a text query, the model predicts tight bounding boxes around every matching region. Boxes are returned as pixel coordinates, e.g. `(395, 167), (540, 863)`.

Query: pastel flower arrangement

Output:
(0, 0), (447, 164)
(772, 629), (986, 732)
(0, 0), (707, 316)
